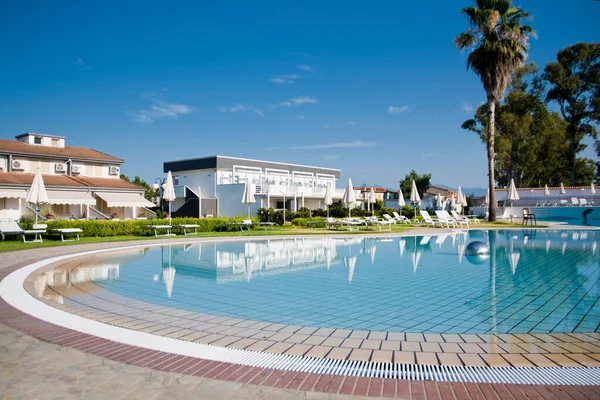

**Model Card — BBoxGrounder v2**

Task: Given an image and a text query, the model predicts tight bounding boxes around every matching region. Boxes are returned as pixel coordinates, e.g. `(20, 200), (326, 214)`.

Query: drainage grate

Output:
(2, 243), (600, 387)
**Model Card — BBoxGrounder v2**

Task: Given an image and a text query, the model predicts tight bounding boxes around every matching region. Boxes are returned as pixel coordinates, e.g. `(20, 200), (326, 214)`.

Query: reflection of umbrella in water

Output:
(369, 244), (376, 264)
(35, 273), (48, 298)
(523, 236), (528, 246)
(325, 247), (333, 269)
(509, 252), (520, 275)
(344, 256), (356, 282)
(398, 239), (406, 258)
(562, 242), (567, 255)
(457, 243), (465, 264)
(411, 251), (421, 275)
(593, 242), (597, 255)
(546, 239), (551, 253)
(162, 267), (176, 297)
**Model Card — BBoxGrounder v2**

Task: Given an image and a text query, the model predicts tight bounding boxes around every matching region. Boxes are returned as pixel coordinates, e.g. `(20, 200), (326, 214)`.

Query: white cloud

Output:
(270, 74), (300, 85)
(220, 103), (264, 116)
(461, 103), (474, 113)
(297, 65), (315, 72)
(289, 140), (375, 150)
(74, 57), (92, 71)
(254, 109), (264, 116)
(388, 105), (412, 114)
(129, 99), (193, 123)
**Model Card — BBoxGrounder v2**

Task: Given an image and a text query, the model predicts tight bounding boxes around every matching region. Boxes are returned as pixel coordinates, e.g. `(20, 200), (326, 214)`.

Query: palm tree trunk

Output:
(487, 99), (497, 222)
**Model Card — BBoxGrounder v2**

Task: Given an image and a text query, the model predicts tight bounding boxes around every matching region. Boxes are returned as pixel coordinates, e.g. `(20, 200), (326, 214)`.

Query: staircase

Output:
(171, 186), (200, 218)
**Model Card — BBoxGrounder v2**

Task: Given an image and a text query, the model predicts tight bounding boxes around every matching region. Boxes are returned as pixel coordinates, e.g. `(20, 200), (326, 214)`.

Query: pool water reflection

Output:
(41, 230), (600, 335)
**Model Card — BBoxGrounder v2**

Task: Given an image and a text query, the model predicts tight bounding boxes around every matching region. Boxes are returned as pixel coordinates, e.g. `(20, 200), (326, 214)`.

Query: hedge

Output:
(291, 217), (326, 227)
(18, 217), (259, 238)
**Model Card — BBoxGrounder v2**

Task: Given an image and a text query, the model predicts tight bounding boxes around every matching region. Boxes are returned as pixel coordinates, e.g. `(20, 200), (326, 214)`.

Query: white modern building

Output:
(0, 133), (155, 220)
(163, 155), (346, 218)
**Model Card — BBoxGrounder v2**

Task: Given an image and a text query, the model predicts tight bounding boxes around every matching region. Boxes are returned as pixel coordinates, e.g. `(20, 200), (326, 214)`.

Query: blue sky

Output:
(1, 1), (598, 190)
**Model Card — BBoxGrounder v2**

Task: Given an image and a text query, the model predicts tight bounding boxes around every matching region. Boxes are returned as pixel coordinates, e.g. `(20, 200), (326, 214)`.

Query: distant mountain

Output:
(431, 183), (487, 197)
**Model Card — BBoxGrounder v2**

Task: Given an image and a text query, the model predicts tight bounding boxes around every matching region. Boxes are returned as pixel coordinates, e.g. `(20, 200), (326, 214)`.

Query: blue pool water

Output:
(68, 230), (599, 334)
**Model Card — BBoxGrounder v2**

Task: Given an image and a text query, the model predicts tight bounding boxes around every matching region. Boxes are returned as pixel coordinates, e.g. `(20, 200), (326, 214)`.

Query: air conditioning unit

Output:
(71, 164), (83, 175)
(55, 163), (67, 173)
(0, 158), (6, 171)
(11, 160), (27, 170)
(109, 166), (120, 175)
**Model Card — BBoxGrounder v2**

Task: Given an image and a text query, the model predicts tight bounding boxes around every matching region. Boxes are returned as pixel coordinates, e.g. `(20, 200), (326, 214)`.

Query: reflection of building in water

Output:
(165, 237), (363, 283)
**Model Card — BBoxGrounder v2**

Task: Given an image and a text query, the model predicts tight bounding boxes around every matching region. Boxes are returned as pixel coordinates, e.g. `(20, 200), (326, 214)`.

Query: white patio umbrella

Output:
(344, 256), (356, 282)
(342, 178), (356, 217)
(26, 168), (49, 223)
(241, 182), (256, 219)
(398, 239), (406, 258)
(324, 185), (333, 218)
(435, 193), (443, 210)
(163, 171), (176, 225)
(410, 180), (420, 219)
(507, 179), (519, 207)
(450, 194), (456, 211)
(591, 182), (596, 195)
(560, 183), (566, 195)
(368, 187), (376, 216)
(485, 188), (490, 208)
(544, 184), (550, 196)
(398, 188), (406, 208)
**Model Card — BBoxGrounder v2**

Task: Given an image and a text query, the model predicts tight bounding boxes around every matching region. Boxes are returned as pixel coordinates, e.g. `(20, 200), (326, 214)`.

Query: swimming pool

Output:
(44, 230), (599, 335)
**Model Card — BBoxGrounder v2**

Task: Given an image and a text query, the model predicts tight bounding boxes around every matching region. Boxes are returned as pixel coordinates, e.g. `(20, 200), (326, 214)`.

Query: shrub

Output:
(257, 208), (275, 223)
(297, 207), (311, 218)
(291, 216), (326, 227)
(329, 204), (349, 218)
(311, 208), (327, 217)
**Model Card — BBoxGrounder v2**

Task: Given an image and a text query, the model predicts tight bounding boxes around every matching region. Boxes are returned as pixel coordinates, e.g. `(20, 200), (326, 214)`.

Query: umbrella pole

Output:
(327, 205), (329, 219)
(169, 202), (172, 225)
(35, 202), (38, 224)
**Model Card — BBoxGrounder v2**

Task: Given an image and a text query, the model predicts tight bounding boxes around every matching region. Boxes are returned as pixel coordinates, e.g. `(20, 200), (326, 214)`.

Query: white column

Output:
(132, 206), (136, 219)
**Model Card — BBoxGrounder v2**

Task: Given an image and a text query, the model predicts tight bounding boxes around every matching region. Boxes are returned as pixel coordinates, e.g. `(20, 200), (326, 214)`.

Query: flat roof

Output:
(164, 155), (340, 178)
(15, 132), (66, 139)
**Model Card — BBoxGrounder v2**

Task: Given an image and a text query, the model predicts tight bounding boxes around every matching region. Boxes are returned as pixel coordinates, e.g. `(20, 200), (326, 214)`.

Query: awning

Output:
(95, 192), (155, 208)
(0, 189), (28, 199)
(46, 190), (96, 206)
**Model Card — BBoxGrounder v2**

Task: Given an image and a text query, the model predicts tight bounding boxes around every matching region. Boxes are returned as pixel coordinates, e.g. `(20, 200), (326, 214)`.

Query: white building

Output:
(163, 155), (345, 218)
(0, 133), (155, 220)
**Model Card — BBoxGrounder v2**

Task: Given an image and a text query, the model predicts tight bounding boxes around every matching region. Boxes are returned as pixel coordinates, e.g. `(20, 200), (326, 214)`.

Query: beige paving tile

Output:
(341, 338), (363, 348)
(235, 328), (262, 338)
(284, 334), (310, 344)
(566, 333), (597, 342)
(514, 342), (548, 354)
(179, 331), (211, 341)
(437, 353), (463, 366)
(441, 334), (464, 343)
(312, 328), (335, 336)
(348, 349), (372, 362)
(502, 354), (535, 368)
(296, 326), (319, 335)
(550, 333), (582, 343)
(284, 344), (312, 356)
(387, 332), (405, 341)
(572, 342), (600, 353)
(405, 333), (424, 342)
(264, 323), (287, 332)
(458, 353), (487, 367)
(533, 342), (569, 353)
(264, 342), (294, 354)
(278, 325), (303, 334)
(401, 342), (421, 352)
(326, 347), (352, 360)
(522, 353), (560, 367)
(421, 342), (442, 353)
(494, 334), (523, 343)
(479, 354), (511, 367)
(227, 338), (258, 349)
(416, 352), (439, 365)
(368, 331), (387, 340)
(321, 336), (345, 347)
(587, 353), (600, 362)
(232, 319), (258, 328)
(530, 333), (562, 343)
(330, 329), (352, 338)
(544, 353), (584, 368)
(459, 343), (483, 354)
(380, 340), (401, 351)
(246, 340), (277, 352)
(268, 332), (293, 342)
(305, 346), (333, 358)
(349, 330), (369, 339)
(556, 342), (589, 353)
(498, 343), (528, 354)
(360, 339), (382, 350)
(440, 342), (463, 353)
(219, 326), (246, 336)
(247, 321), (271, 330)
(249, 330), (276, 340)
(210, 336), (240, 347)
(194, 333), (224, 344)
(477, 343), (506, 354)
(394, 351), (415, 364)
(302, 335), (326, 346)
(565, 353), (600, 367)
(424, 334), (444, 342)
(371, 350), (393, 363)
(459, 334), (484, 343)
(476, 334), (498, 343)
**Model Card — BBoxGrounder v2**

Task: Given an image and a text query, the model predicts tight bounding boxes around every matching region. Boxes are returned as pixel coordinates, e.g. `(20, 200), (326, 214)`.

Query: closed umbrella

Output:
(485, 188), (490, 208)
(26, 168), (49, 223)
(591, 182), (596, 195)
(410, 180), (420, 219)
(457, 186), (467, 213)
(368, 187), (376, 216)
(435, 193), (443, 210)
(450, 194), (456, 211)
(560, 183), (566, 195)
(163, 171), (176, 225)
(342, 178), (356, 217)
(507, 179), (519, 207)
(241, 182), (256, 219)
(323, 185), (333, 218)
(398, 188), (405, 208)
(544, 184), (550, 196)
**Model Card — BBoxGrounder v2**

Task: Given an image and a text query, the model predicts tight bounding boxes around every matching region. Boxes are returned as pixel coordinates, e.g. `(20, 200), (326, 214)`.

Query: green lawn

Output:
(0, 221), (540, 253)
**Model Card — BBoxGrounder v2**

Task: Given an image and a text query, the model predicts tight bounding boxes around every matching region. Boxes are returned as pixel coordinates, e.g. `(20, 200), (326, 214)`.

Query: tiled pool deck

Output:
(2, 232), (600, 398)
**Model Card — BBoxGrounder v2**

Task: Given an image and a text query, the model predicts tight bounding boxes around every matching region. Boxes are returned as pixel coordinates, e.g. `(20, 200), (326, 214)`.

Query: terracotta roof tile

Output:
(0, 172), (143, 190)
(0, 139), (123, 162)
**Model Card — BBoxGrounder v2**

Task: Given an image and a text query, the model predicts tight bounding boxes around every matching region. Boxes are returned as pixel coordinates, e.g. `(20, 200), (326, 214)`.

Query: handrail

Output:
(25, 205), (48, 220)
(141, 207), (157, 218)
(89, 206), (110, 220)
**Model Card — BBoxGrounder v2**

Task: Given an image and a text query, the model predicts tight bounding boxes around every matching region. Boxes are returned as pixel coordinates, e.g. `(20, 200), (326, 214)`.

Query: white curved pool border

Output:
(1, 237), (600, 386)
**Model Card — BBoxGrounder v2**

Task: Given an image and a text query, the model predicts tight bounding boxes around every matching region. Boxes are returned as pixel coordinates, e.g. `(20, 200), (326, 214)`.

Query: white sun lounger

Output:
(175, 224), (199, 235)
(0, 219), (47, 243)
(392, 211), (411, 224)
(449, 211), (471, 227)
(434, 211), (457, 228)
(52, 228), (82, 242)
(364, 217), (392, 231)
(149, 225), (173, 237)
(419, 211), (443, 228)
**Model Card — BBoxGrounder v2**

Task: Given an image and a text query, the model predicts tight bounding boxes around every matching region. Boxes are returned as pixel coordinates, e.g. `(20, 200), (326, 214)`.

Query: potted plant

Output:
(111, 213), (119, 219)
(46, 214), (55, 220)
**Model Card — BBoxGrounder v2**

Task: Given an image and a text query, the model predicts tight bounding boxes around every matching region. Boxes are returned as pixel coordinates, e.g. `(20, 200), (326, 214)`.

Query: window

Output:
(173, 175), (180, 185)
(33, 137), (42, 144)
(51, 138), (60, 146)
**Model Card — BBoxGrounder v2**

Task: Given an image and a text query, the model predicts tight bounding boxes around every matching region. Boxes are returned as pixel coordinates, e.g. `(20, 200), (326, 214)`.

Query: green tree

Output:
(399, 170), (431, 200)
(120, 174), (159, 202)
(543, 42), (600, 185)
(455, 0), (534, 221)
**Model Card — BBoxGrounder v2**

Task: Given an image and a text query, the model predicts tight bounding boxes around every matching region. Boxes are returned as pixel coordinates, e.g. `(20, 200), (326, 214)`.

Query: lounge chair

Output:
(579, 198), (589, 206)
(52, 228), (83, 242)
(382, 214), (396, 224)
(364, 217), (392, 231)
(419, 210), (443, 228)
(0, 219), (46, 243)
(571, 197), (580, 206)
(449, 211), (471, 227)
(434, 211), (457, 228)
(391, 212), (411, 224)
(559, 199), (568, 207)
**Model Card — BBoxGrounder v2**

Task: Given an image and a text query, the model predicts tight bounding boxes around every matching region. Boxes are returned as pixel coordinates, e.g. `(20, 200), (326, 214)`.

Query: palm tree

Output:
(455, 0), (534, 221)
